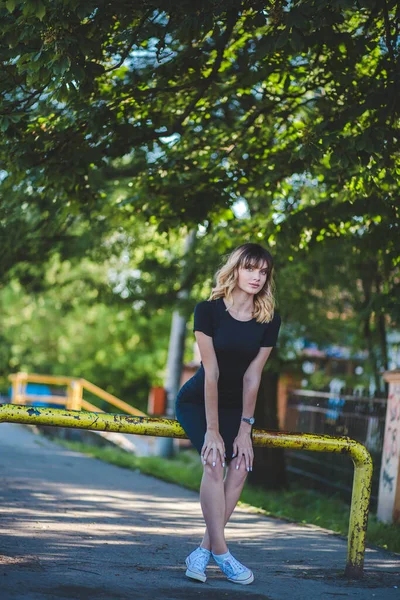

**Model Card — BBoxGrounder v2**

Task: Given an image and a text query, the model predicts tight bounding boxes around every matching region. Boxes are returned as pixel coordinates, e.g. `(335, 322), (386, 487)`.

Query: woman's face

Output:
(236, 261), (268, 295)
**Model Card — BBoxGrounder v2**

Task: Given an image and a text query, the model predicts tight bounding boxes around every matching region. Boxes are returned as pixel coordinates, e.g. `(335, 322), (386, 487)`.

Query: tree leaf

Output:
(1, 117), (11, 131)
(36, 1), (46, 21)
(5, 0), (16, 13)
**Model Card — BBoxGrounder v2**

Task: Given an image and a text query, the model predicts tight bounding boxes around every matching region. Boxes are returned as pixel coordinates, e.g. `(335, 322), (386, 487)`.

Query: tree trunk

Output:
(158, 229), (196, 458)
(375, 273), (389, 396)
(247, 369), (287, 489)
(361, 277), (380, 394)
(375, 273), (388, 371)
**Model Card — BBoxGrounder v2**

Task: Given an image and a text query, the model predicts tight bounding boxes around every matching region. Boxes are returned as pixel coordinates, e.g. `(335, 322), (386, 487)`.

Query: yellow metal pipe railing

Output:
(0, 403), (372, 580)
(8, 372), (146, 417)
(13, 395), (67, 405)
(80, 378), (146, 416)
(9, 373), (75, 386)
(81, 398), (106, 413)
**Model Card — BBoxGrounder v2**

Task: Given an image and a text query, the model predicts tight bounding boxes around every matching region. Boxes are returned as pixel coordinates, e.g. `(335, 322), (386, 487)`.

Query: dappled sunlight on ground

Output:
(0, 424), (399, 599)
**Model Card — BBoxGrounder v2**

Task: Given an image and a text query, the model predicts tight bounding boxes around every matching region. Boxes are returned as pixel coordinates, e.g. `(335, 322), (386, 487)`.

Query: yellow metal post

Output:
(0, 403), (372, 579)
(10, 375), (21, 404)
(9, 372), (27, 404)
(251, 430), (373, 579)
(66, 379), (83, 411)
(66, 382), (74, 410)
(345, 442), (373, 578)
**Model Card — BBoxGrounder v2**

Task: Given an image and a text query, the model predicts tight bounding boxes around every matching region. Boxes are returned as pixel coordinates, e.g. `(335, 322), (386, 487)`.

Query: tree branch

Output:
(382, 0), (395, 62)
(173, 9), (239, 134)
(103, 9), (155, 73)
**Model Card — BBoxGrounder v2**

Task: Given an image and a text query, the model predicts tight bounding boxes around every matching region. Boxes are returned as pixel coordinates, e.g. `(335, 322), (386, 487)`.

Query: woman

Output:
(175, 242), (281, 585)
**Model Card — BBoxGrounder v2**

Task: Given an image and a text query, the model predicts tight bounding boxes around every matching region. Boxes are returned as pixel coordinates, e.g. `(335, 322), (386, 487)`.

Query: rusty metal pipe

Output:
(0, 403), (372, 579)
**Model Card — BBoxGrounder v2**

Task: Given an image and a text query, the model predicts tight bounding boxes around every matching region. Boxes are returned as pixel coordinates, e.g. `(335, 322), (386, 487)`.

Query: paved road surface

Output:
(0, 423), (399, 600)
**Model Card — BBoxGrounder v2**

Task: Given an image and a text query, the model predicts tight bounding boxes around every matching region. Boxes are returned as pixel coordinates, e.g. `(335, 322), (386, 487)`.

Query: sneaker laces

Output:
(221, 554), (247, 577)
(189, 548), (210, 572)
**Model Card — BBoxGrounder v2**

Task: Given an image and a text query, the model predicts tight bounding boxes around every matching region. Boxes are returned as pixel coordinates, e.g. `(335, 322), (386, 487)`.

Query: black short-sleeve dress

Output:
(175, 297), (281, 462)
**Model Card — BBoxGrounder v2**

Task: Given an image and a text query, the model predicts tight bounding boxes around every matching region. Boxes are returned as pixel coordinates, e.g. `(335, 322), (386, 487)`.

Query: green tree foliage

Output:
(0, 252), (174, 409)
(0, 0), (398, 387)
(1, 1), (398, 228)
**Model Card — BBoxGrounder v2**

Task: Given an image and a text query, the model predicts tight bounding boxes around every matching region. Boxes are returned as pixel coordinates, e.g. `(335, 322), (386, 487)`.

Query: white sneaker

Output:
(212, 551), (254, 585)
(185, 546), (211, 583)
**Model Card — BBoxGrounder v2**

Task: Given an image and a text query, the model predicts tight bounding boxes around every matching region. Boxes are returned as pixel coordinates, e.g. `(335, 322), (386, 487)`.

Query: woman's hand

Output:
(232, 429), (254, 472)
(201, 429), (226, 467)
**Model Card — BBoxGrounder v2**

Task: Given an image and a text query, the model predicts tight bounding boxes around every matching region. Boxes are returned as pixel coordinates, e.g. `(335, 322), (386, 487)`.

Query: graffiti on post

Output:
(377, 382), (400, 522)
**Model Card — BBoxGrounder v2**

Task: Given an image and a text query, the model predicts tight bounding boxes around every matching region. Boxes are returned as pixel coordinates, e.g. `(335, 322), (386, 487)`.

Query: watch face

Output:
(250, 417), (255, 425)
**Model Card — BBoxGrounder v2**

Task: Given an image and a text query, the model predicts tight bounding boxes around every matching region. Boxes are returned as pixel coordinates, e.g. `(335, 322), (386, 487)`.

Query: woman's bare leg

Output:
(199, 458), (227, 555)
(200, 460), (248, 551)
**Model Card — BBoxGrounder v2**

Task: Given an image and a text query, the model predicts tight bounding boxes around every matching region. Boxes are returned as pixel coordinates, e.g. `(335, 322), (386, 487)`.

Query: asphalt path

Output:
(0, 423), (399, 600)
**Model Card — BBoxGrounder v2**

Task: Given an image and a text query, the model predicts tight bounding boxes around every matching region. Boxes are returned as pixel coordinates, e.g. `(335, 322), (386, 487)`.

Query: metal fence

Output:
(284, 389), (387, 508)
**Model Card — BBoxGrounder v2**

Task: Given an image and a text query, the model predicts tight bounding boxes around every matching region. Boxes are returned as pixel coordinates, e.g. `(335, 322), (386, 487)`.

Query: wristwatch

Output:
(241, 416), (255, 425)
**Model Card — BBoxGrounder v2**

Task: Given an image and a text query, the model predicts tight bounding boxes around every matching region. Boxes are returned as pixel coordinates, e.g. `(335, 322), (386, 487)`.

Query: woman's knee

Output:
(203, 457), (224, 481)
(228, 460), (249, 481)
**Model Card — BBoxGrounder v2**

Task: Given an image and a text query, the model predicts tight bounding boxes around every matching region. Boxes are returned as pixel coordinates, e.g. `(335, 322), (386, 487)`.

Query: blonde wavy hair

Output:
(208, 243), (276, 323)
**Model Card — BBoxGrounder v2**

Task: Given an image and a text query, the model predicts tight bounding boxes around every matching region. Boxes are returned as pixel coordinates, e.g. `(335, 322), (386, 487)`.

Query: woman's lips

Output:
(249, 283), (259, 288)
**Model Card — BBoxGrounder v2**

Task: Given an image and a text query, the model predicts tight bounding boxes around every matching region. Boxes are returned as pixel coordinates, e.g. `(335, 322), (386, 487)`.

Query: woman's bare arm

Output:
(241, 346), (273, 421)
(233, 346), (273, 470)
(195, 331), (219, 431)
(195, 331), (225, 465)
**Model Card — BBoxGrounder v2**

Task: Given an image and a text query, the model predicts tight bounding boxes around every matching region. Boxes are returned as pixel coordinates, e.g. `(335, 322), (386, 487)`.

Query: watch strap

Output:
(241, 416), (255, 425)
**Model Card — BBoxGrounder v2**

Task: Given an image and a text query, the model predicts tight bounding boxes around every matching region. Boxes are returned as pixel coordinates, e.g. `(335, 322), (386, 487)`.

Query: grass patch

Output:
(55, 438), (400, 554)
